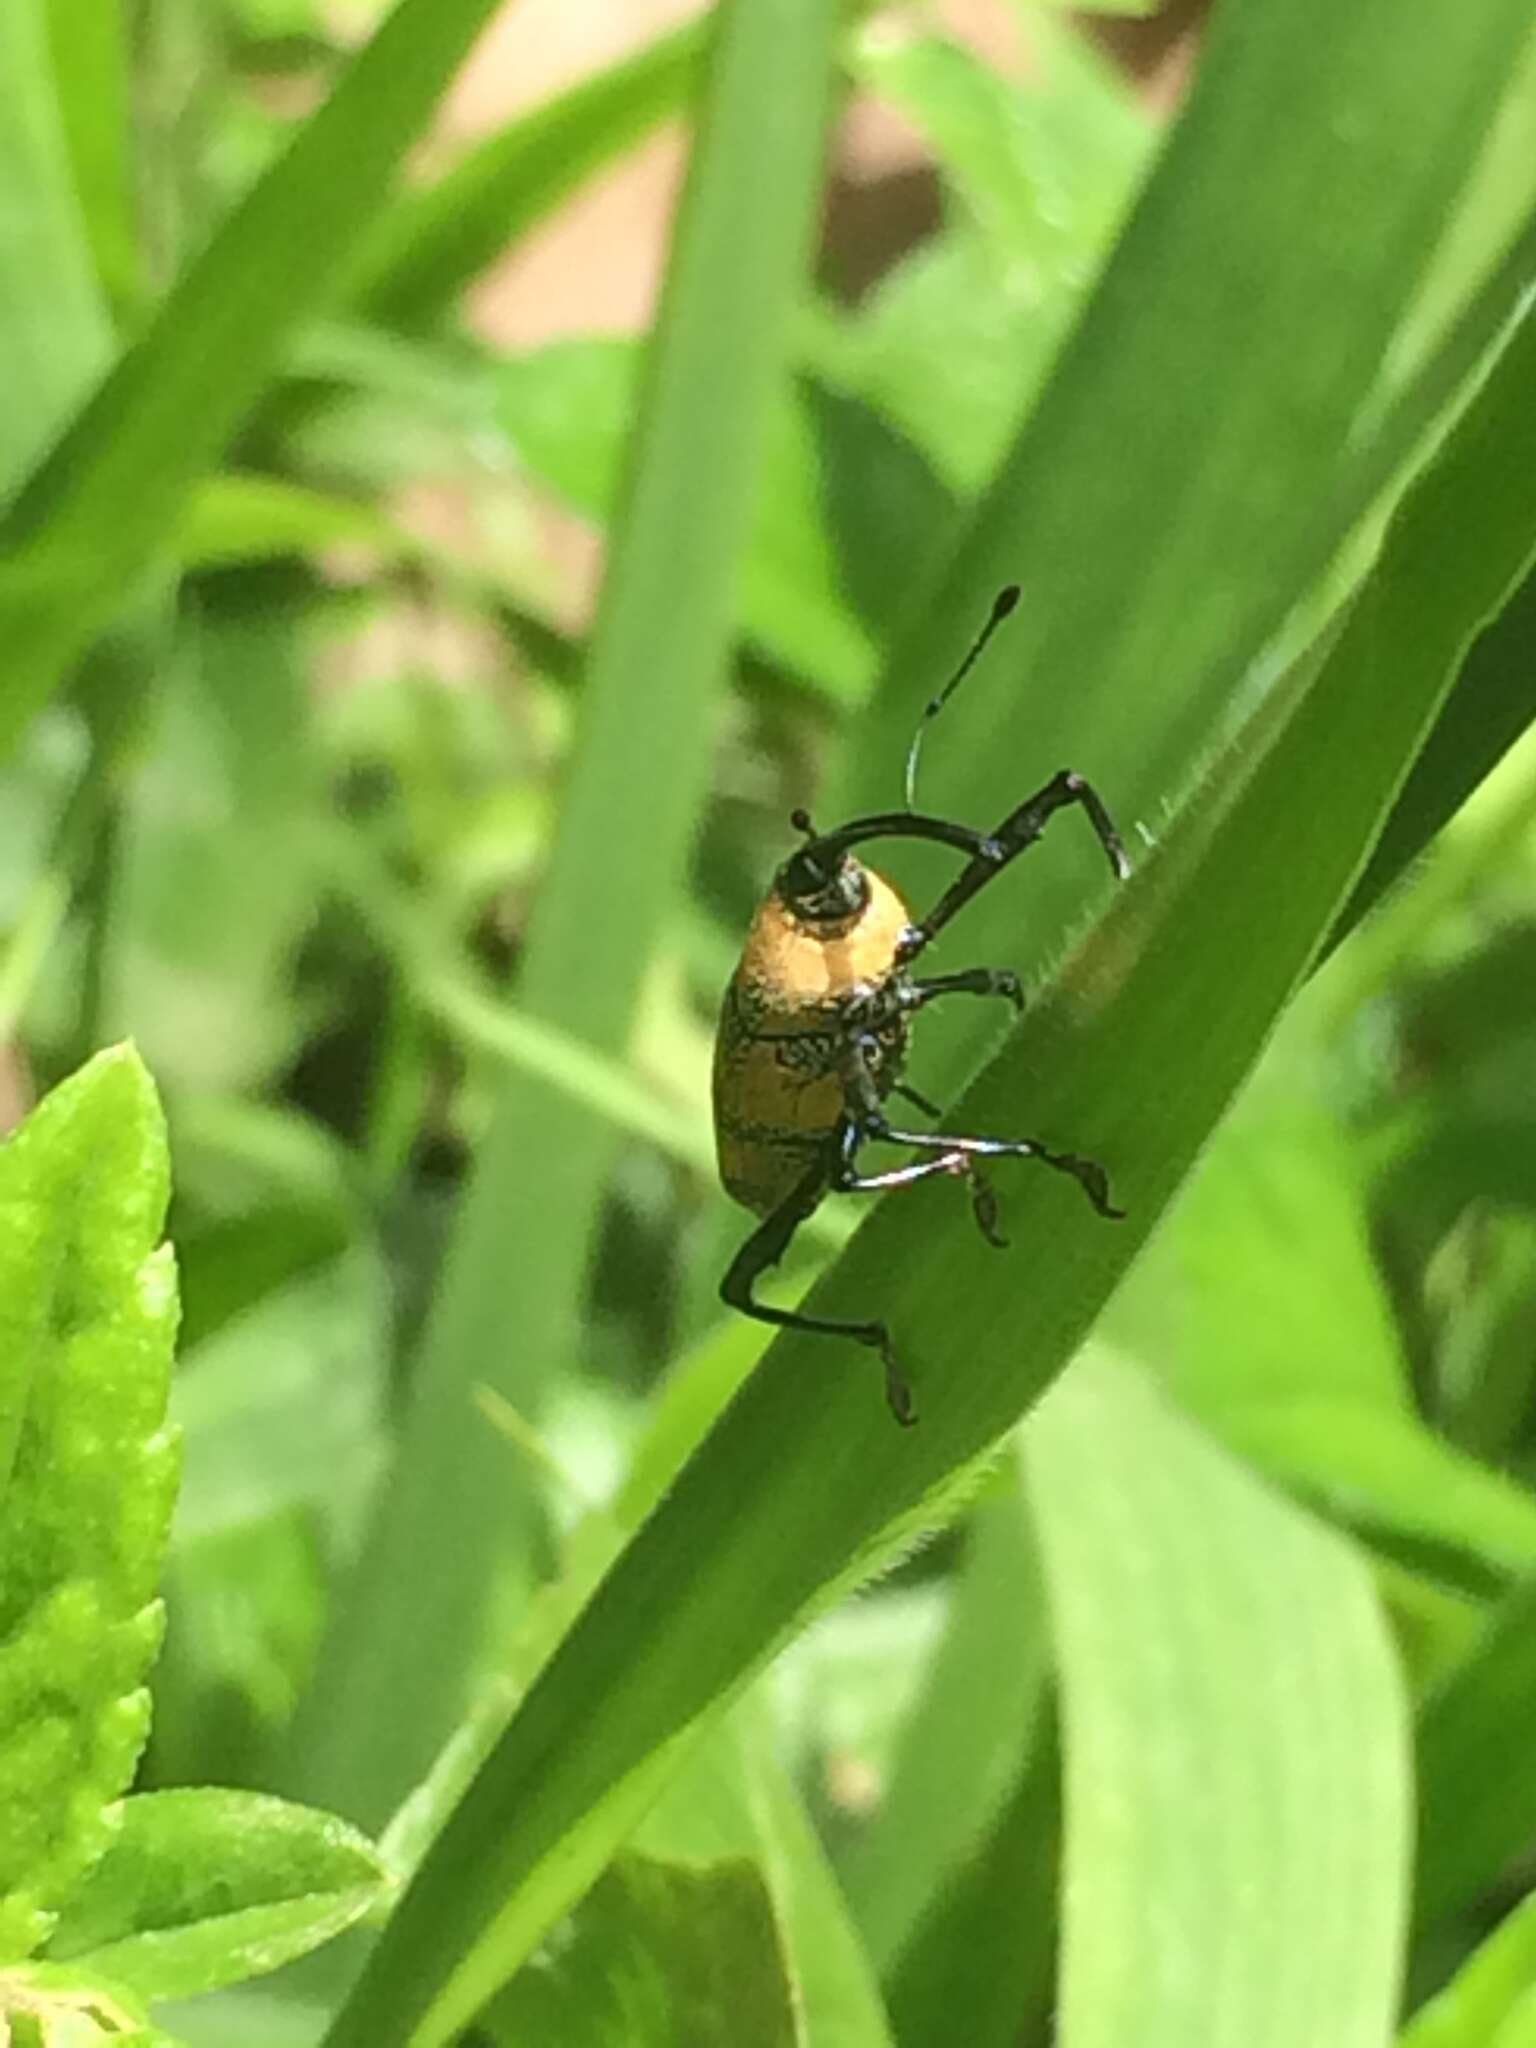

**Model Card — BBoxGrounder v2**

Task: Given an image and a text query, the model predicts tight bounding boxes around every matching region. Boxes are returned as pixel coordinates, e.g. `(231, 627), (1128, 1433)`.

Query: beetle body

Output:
(713, 589), (1132, 1426)
(713, 859), (912, 1214)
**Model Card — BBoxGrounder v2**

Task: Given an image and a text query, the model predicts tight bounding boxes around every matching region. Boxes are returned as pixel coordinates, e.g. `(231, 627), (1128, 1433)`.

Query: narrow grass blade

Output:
(633, 1706), (897, 2047)
(495, 341), (882, 702)
(1333, 563), (1536, 948)
(882, 1710), (1060, 2048)
(0, 0), (505, 756)
(298, 0), (844, 1828)
(1416, 1575), (1536, 1932)
(0, 0), (110, 487)
(745, 1732), (894, 2048)
(482, 1850), (794, 2048)
(480, 1701), (889, 2047)
(174, 474), (398, 568)
(1403, 1891), (1536, 2047)
(843, 1460), (1049, 1972)
(43, 0), (139, 308)
(1029, 1357), (1408, 2048)
(347, 16), (709, 331)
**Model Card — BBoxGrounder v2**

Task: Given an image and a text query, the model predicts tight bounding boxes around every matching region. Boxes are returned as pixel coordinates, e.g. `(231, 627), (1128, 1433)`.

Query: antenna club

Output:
(790, 807), (815, 836)
(903, 583), (1022, 812)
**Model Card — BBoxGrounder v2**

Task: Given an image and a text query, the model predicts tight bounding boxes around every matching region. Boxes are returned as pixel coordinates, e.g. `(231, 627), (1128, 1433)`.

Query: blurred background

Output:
(6, 0), (1536, 2041)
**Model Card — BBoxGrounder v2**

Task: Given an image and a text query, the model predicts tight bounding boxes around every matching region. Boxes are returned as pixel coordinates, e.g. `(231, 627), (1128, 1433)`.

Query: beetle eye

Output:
(778, 843), (869, 923)
(783, 848), (830, 898)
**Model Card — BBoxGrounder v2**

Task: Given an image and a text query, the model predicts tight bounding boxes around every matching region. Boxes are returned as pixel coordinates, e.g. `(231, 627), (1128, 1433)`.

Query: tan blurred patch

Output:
(451, 0), (700, 347)
(348, 1), (1204, 656)
(0, 1042), (32, 1136)
(447, 0), (1200, 346)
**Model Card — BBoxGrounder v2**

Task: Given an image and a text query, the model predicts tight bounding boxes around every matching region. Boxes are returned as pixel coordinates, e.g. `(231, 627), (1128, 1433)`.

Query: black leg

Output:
(834, 1112), (1008, 1249)
(832, 1124), (968, 1195)
(843, 1035), (1123, 1221)
(803, 808), (1004, 867)
(902, 966), (1023, 1015)
(898, 770), (1130, 965)
(887, 1024), (1008, 1240)
(867, 1121), (1123, 1219)
(890, 1077), (943, 1119)
(720, 1156), (917, 1424)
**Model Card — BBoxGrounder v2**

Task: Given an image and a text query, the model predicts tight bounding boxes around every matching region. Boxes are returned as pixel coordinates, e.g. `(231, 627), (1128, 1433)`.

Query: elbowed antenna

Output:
(902, 584), (1021, 811)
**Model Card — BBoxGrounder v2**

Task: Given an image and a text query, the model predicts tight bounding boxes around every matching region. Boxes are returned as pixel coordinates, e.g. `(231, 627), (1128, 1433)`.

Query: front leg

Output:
(890, 1077), (943, 1120)
(898, 770), (1130, 966)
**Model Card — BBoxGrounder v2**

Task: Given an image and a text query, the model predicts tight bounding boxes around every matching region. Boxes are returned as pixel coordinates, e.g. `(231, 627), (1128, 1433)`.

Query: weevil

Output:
(712, 587), (1131, 1425)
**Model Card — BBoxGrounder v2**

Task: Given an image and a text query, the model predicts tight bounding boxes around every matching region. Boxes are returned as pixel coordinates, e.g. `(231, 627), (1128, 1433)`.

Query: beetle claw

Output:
(872, 1328), (916, 1425)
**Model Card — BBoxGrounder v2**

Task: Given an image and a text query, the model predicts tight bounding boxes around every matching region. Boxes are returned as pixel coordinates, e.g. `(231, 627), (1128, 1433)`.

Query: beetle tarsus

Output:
(873, 1329), (916, 1426)
(964, 1161), (1008, 1248)
(900, 767), (1131, 960)
(1050, 1151), (1125, 1219)
(902, 966), (1023, 1016)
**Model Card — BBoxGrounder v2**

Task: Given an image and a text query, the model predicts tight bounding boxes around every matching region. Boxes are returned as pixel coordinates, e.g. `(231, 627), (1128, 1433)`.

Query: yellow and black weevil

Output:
(712, 588), (1130, 1426)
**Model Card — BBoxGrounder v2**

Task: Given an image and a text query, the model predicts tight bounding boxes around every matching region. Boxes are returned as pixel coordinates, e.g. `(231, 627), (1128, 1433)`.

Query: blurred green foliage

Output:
(0, 0), (1535, 2043)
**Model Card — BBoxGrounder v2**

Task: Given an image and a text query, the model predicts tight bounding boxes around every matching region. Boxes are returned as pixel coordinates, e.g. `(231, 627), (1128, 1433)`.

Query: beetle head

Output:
(776, 810), (871, 926)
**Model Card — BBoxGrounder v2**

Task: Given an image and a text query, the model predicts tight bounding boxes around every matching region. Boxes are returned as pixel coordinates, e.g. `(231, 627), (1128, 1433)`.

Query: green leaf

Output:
(1416, 1574), (1536, 1931)
(0, 1047), (178, 1961)
(1402, 1891), (1536, 2047)
(1113, 1054), (1413, 1416)
(416, 972), (716, 1178)
(1206, 1402), (1536, 1595)
(1333, 560), (1536, 949)
(1106, 1032), (1536, 1587)
(347, 16), (709, 331)
(882, 1706), (1059, 2048)
(852, 23), (1144, 267)
(326, 245), (1536, 2046)
(0, 0), (505, 757)
(174, 474), (397, 570)
(297, 0), (845, 1833)
(483, 1851), (794, 2048)
(496, 341), (879, 701)
(103, 586), (324, 1095)
(1028, 1357), (1409, 2048)
(822, 18), (1148, 495)
(0, 0), (111, 490)
(595, 1703), (894, 2048)
(172, 1253), (386, 1544)
(43, 1789), (388, 2002)
(0, 1961), (152, 2042)
(43, 0), (140, 309)
(843, 1460), (1050, 1972)
(743, 1732), (894, 2048)
(168, 1099), (363, 1356)
(1433, 1212), (1536, 1468)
